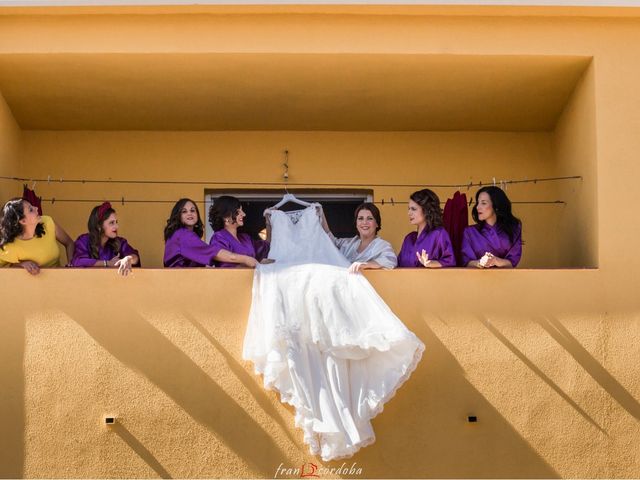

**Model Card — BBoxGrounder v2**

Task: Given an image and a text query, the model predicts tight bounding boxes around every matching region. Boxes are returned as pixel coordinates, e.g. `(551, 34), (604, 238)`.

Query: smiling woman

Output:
(208, 195), (271, 268)
(71, 202), (140, 275)
(322, 202), (397, 273)
(163, 198), (223, 268)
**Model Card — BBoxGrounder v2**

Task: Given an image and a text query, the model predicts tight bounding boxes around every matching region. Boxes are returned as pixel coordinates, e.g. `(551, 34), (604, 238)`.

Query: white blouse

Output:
(331, 235), (398, 269)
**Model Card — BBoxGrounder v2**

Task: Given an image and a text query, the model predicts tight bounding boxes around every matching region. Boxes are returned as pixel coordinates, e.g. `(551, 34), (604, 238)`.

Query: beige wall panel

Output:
(553, 63), (598, 268)
(0, 89), (21, 200)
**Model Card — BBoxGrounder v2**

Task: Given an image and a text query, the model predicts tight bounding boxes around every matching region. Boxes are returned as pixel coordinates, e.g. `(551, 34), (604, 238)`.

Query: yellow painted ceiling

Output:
(0, 53), (590, 131)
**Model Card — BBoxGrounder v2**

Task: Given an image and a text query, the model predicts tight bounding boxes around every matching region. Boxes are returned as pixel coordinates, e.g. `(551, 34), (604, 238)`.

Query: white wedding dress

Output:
(243, 204), (424, 461)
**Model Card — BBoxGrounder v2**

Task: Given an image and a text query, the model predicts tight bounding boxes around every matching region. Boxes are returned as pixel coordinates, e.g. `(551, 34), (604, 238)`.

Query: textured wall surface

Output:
(1, 268), (639, 478)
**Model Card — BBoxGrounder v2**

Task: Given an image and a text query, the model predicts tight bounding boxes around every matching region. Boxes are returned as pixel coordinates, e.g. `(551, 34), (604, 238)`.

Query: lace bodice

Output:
(267, 204), (349, 267)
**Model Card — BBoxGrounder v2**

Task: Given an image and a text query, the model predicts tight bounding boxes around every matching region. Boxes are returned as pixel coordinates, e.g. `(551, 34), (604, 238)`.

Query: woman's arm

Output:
(214, 248), (258, 268)
(55, 223), (75, 266)
(348, 260), (382, 273)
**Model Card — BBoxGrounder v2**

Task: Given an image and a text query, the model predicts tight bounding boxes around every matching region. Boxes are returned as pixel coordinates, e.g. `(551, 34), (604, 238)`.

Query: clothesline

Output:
(32, 197), (566, 206)
(0, 174), (581, 189)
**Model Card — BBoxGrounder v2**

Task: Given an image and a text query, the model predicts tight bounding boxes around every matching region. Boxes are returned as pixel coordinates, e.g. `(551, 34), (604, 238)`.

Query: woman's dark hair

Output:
(164, 198), (204, 241)
(0, 198), (45, 250)
(354, 202), (382, 233)
(88, 203), (120, 259)
(209, 195), (242, 232)
(472, 186), (521, 242)
(410, 189), (443, 232)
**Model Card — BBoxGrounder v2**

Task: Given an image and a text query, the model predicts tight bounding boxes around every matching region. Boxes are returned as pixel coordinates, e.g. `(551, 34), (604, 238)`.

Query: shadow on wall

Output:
(348, 319), (559, 479)
(112, 422), (172, 479)
(65, 304), (289, 478)
(537, 316), (640, 421)
(183, 312), (302, 452)
(478, 315), (606, 433)
(0, 303), (25, 478)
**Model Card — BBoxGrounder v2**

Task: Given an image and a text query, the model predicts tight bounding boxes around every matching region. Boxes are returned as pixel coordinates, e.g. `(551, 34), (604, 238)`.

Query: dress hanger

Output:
(271, 192), (312, 209)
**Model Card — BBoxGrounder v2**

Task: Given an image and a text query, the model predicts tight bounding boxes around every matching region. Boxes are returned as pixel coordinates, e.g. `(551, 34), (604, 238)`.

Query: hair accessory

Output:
(97, 201), (112, 221)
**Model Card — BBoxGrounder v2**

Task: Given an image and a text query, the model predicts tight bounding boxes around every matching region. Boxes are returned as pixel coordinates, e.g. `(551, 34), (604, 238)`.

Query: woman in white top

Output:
(322, 202), (397, 273)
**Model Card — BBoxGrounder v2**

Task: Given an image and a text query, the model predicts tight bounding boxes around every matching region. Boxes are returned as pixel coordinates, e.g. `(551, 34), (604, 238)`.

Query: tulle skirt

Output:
(243, 263), (424, 461)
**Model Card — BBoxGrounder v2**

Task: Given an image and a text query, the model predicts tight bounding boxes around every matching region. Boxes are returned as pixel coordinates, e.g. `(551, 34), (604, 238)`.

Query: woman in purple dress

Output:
(71, 202), (140, 276)
(397, 189), (455, 268)
(461, 186), (522, 268)
(163, 198), (222, 268)
(208, 195), (271, 268)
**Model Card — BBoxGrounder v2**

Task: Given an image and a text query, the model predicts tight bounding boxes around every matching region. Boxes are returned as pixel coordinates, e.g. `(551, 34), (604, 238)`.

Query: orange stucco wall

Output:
(1, 5), (640, 479)
(1, 268), (639, 478)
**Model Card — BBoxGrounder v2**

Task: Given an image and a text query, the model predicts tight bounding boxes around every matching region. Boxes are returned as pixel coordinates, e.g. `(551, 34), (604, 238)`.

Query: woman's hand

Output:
(244, 256), (259, 268)
(483, 254), (512, 268)
(114, 255), (133, 276)
(18, 260), (40, 275)
(107, 255), (120, 267)
(416, 249), (432, 268)
(348, 261), (367, 273)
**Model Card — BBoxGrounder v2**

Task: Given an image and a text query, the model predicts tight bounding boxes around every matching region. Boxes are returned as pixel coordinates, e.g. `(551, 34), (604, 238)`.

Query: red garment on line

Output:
(22, 185), (43, 216)
(443, 190), (469, 267)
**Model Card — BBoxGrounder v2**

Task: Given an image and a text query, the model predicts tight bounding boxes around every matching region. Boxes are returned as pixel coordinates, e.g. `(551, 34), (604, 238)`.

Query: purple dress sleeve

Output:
(210, 230), (267, 268)
(71, 234), (98, 267)
(461, 227), (478, 266)
(71, 234), (141, 267)
(164, 228), (221, 268)
(461, 224), (522, 267)
(118, 237), (141, 267)
(504, 225), (522, 267)
(397, 233), (418, 268)
(430, 228), (456, 267)
(252, 238), (270, 262)
(397, 228), (456, 268)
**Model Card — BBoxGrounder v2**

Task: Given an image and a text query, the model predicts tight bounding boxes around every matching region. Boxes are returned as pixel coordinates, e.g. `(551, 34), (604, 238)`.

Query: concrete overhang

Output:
(0, 53), (590, 131)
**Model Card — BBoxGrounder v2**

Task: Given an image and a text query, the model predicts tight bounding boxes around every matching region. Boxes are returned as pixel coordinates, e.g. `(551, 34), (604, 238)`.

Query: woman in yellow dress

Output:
(0, 198), (75, 275)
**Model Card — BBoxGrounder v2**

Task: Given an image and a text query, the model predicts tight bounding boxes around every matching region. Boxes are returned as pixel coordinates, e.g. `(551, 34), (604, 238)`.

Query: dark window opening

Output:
(205, 189), (372, 242)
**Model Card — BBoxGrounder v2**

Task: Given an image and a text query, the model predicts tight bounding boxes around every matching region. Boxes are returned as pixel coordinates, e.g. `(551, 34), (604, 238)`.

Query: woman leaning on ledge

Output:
(397, 189), (456, 268)
(208, 195), (271, 268)
(461, 186), (522, 268)
(0, 198), (75, 275)
(71, 202), (140, 276)
(321, 202), (397, 273)
(163, 198), (222, 268)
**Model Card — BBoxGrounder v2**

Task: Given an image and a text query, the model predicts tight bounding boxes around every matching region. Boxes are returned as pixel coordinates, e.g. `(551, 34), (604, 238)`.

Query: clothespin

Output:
(381, 199), (385, 205)
(31, 179), (37, 189)
(493, 177), (496, 186)
(467, 181), (472, 191)
(51, 198), (55, 205)
(468, 197), (473, 207)
(121, 196), (125, 206)
(47, 175), (51, 184)
(390, 197), (395, 206)
(59, 177), (63, 183)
